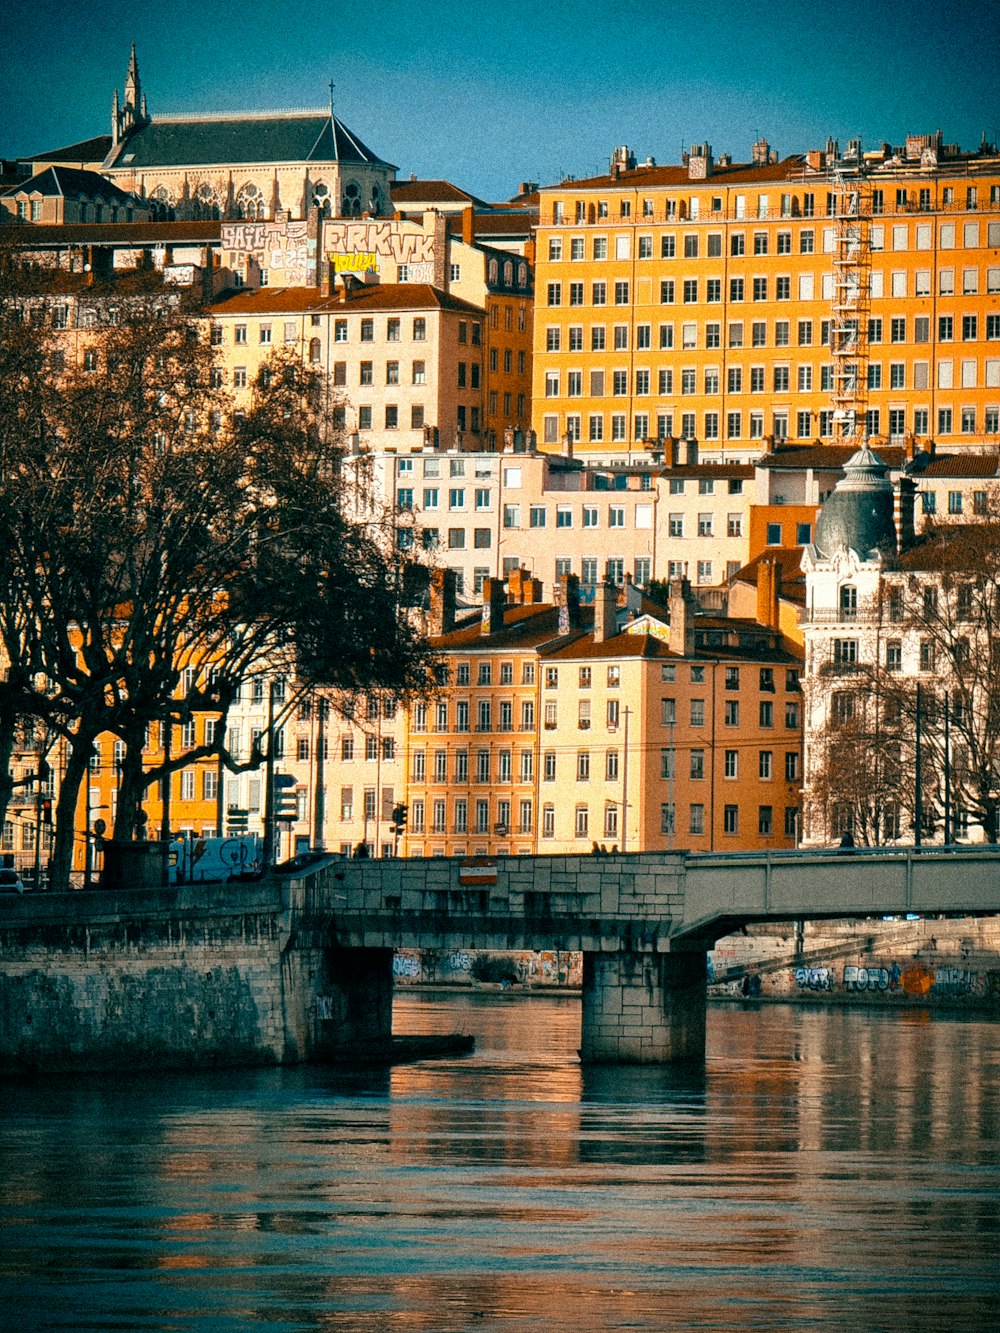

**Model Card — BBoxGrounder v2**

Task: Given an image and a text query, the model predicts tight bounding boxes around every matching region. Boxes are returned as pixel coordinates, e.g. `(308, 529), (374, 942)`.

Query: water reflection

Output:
(0, 997), (997, 1331)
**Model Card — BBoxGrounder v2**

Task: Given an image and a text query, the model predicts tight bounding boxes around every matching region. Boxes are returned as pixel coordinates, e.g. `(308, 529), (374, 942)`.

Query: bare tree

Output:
(883, 518), (1000, 843)
(806, 673), (913, 846)
(0, 270), (433, 887)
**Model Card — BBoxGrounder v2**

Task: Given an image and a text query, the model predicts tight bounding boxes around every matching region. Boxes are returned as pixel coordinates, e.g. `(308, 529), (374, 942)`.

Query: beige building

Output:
(260, 569), (802, 859)
(97, 47), (397, 224)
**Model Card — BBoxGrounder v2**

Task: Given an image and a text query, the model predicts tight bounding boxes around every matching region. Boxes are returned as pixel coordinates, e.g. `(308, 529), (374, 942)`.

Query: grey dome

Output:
(814, 445), (896, 557)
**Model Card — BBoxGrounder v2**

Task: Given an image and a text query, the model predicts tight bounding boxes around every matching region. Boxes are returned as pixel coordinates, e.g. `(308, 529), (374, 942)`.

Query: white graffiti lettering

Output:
(843, 965), (891, 991)
(794, 967), (835, 991)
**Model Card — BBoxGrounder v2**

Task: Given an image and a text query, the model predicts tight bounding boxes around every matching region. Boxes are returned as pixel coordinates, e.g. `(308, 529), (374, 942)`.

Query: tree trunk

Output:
(113, 724), (149, 842)
(50, 738), (92, 892)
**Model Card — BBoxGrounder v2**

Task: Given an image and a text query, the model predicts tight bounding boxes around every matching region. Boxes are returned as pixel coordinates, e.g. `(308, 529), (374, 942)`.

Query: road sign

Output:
(274, 773), (298, 822)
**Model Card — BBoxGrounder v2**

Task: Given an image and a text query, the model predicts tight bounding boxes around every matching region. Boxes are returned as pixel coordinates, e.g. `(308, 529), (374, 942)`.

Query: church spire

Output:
(125, 42), (140, 106)
(117, 43), (145, 138)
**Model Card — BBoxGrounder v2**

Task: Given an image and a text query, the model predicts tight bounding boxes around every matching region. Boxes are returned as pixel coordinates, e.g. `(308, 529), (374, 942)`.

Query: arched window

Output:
(236, 183), (265, 219)
(368, 182), (383, 215)
(312, 182), (331, 215)
(488, 258), (499, 283)
(308, 337), (321, 364)
(503, 260), (513, 285)
(194, 183), (221, 219)
(341, 179), (362, 216)
(150, 185), (176, 221)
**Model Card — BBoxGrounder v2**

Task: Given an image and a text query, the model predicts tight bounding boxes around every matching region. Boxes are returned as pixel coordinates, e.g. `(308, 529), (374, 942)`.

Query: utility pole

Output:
(215, 716), (225, 838)
(313, 694), (327, 850)
(943, 692), (951, 846)
(914, 682), (923, 850)
(263, 679), (276, 870)
(621, 706), (630, 852)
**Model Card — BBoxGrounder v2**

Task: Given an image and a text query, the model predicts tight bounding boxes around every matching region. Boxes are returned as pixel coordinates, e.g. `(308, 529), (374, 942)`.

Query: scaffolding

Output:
(828, 152), (872, 446)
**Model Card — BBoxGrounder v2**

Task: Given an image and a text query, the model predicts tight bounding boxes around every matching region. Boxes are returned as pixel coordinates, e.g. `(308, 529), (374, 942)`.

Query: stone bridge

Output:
(1, 848), (997, 1071)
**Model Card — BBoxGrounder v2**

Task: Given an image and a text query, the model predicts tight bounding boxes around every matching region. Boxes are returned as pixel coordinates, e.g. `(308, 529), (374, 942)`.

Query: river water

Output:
(1, 994), (998, 1332)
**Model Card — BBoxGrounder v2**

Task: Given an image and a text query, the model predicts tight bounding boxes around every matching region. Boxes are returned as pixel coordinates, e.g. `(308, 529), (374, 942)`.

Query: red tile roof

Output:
(0, 220), (220, 245)
(658, 462), (755, 481)
(208, 282), (485, 317)
(542, 156), (807, 193)
(391, 179), (488, 208)
(919, 452), (1000, 478)
(757, 444), (908, 471)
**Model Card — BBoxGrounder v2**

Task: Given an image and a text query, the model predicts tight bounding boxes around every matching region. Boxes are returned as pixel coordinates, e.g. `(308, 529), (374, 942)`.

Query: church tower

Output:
(112, 44), (147, 145)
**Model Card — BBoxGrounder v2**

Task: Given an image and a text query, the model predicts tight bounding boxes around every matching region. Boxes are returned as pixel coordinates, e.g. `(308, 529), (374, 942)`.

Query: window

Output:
(689, 804), (705, 836)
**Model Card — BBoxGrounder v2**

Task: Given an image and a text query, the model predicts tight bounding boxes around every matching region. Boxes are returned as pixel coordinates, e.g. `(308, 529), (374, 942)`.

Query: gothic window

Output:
(193, 182), (220, 220)
(236, 182), (265, 220)
(149, 185), (175, 221)
(342, 180), (363, 216)
(312, 182), (331, 216)
(368, 182), (384, 215)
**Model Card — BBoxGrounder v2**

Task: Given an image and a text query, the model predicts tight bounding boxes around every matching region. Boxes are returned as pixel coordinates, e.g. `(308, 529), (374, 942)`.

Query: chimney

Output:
(428, 568), (457, 637)
(756, 558), (781, 631)
(895, 477), (917, 553)
(461, 205), (474, 246)
(481, 577), (506, 636)
(593, 581), (618, 643)
(687, 142), (713, 180)
(508, 567), (542, 605)
(686, 439), (699, 466)
(555, 573), (581, 634)
(433, 212), (448, 289)
(668, 578), (696, 656)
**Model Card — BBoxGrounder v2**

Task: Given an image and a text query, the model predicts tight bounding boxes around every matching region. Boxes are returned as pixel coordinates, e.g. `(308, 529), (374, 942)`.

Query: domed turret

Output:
(813, 445), (896, 558)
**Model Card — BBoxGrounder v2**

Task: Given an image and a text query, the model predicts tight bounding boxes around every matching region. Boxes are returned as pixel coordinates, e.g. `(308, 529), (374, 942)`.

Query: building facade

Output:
(531, 135), (1000, 462)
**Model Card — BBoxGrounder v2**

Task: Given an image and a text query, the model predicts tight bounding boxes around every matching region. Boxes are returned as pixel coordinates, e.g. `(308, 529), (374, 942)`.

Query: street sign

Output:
(460, 857), (497, 886)
(274, 773), (298, 822)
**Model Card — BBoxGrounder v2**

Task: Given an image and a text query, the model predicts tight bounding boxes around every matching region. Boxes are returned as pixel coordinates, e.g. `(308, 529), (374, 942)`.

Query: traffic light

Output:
(274, 773), (297, 823)
(390, 803), (408, 834)
(41, 798), (52, 824)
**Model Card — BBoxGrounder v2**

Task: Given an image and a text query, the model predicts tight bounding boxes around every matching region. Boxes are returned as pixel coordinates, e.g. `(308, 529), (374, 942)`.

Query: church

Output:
(99, 45), (397, 222)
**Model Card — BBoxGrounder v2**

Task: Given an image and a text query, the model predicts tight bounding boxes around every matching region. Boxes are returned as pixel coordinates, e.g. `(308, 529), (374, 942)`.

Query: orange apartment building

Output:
(262, 568), (803, 859)
(531, 134), (1000, 462)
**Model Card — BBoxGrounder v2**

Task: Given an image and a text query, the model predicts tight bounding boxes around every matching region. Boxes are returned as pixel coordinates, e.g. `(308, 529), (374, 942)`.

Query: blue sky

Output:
(3, 0), (998, 201)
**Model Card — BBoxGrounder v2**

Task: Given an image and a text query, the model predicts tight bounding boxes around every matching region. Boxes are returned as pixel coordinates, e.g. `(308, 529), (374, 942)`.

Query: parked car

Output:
(0, 868), (26, 894)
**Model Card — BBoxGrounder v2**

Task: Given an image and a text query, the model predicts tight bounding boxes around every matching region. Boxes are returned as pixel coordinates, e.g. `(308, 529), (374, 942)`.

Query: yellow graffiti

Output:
(332, 252), (379, 274)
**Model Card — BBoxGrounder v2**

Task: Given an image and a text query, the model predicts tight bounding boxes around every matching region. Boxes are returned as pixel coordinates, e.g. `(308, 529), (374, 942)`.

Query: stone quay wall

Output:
(0, 884), (312, 1074)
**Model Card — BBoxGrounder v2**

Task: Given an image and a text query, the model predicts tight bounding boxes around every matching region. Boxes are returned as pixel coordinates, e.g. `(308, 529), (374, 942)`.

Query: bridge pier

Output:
(580, 949), (707, 1064)
(310, 946), (394, 1060)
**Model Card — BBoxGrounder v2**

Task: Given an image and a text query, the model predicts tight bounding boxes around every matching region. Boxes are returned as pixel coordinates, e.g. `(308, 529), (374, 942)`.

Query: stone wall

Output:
(0, 906), (298, 1074)
(580, 949), (707, 1063)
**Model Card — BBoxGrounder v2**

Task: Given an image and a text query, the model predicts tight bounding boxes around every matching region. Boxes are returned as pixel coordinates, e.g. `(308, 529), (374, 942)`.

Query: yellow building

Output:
(531, 135), (1000, 461)
(267, 568), (803, 860)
